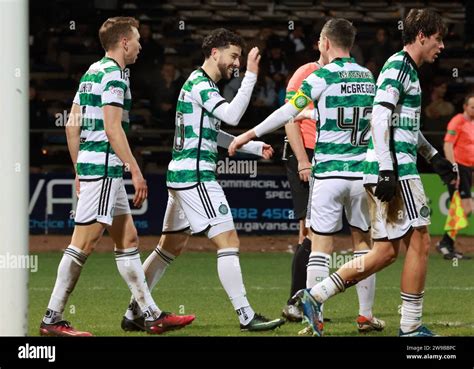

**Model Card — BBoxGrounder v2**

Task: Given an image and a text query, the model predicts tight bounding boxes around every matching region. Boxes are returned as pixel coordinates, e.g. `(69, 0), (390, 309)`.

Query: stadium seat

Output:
(321, 1), (351, 9)
(206, 0), (239, 8)
(291, 10), (327, 20)
(328, 10), (364, 20)
(243, 0), (270, 10)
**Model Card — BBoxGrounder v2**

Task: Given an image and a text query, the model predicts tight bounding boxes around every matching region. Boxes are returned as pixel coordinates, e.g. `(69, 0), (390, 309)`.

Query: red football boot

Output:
(40, 320), (93, 337)
(145, 312), (195, 334)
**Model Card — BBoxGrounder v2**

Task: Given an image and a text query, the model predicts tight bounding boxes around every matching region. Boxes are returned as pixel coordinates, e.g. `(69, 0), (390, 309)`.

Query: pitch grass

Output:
(29, 252), (473, 336)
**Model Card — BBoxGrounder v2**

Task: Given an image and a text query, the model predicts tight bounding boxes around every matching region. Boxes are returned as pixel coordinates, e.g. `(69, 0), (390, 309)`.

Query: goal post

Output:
(0, 0), (29, 336)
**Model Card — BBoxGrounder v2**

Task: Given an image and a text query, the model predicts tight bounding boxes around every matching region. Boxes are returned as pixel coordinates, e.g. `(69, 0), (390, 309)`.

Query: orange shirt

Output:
(444, 113), (474, 167)
(285, 62), (320, 150)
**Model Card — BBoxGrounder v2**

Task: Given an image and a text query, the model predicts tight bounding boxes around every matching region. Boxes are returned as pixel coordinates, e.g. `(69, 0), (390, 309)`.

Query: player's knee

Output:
(160, 234), (187, 256)
(378, 247), (398, 267)
(420, 238), (430, 256)
(81, 236), (101, 255)
(227, 234), (240, 248)
(124, 232), (139, 249)
(414, 227), (431, 255)
(224, 229), (240, 248)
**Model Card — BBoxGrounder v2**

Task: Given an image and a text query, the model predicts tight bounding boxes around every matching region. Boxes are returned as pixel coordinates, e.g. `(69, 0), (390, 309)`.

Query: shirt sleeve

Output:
(101, 71), (128, 108)
(444, 114), (461, 143)
(296, 71), (326, 105)
(73, 91), (80, 105)
(373, 60), (409, 111)
(191, 82), (227, 114)
(217, 130), (263, 156)
(192, 72), (257, 126)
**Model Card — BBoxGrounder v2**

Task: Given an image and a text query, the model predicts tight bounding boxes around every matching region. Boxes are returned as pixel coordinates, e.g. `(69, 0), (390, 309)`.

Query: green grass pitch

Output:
(29, 251), (474, 336)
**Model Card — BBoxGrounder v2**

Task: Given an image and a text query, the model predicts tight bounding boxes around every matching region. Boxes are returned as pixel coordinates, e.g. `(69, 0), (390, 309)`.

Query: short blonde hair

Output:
(98, 17), (139, 51)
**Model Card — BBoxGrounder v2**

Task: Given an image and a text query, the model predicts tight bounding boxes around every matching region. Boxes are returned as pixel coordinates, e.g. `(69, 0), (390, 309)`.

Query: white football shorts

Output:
(74, 177), (131, 226)
(162, 181), (234, 239)
(366, 178), (431, 240)
(306, 178), (370, 234)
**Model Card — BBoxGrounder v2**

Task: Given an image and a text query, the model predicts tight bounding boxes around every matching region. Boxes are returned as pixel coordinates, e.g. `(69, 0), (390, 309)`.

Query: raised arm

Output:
(228, 70), (325, 156)
(227, 95), (309, 156)
(196, 47), (261, 126)
(217, 130), (273, 159)
(212, 71), (257, 126)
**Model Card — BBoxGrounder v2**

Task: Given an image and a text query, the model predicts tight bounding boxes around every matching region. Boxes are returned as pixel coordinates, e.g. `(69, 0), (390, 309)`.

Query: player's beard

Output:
(217, 62), (234, 80)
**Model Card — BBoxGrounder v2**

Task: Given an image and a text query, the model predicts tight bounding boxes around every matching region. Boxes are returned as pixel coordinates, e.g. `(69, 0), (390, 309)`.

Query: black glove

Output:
(430, 153), (457, 185)
(374, 170), (397, 202)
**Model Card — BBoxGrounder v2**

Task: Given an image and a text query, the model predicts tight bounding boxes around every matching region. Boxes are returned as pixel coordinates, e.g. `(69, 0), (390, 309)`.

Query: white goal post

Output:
(0, 0), (29, 336)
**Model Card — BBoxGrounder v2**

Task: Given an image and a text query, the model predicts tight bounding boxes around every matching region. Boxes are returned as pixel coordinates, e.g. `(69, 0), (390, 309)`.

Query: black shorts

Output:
(448, 163), (473, 199)
(285, 148), (314, 220)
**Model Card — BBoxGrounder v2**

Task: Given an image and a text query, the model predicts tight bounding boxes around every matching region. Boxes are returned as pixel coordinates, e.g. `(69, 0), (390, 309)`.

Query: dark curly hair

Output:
(402, 8), (447, 45)
(201, 28), (245, 58)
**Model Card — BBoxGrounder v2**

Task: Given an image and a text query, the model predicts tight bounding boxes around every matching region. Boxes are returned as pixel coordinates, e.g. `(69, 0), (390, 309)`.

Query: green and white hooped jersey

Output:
(289, 57), (375, 179)
(364, 51), (422, 184)
(73, 57), (131, 180)
(167, 68), (226, 189)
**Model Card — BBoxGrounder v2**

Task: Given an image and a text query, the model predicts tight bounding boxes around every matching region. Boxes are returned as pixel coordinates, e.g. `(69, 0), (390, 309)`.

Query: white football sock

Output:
(115, 247), (161, 322)
(217, 248), (255, 325)
(400, 291), (424, 333)
(43, 245), (87, 324)
(354, 250), (375, 318)
(307, 251), (330, 316)
(306, 251), (330, 288)
(310, 272), (345, 303)
(125, 245), (176, 320)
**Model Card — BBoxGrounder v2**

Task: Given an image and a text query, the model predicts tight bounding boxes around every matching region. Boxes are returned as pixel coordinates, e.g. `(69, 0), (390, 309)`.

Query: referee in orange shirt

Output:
(437, 93), (474, 260)
(281, 53), (327, 321)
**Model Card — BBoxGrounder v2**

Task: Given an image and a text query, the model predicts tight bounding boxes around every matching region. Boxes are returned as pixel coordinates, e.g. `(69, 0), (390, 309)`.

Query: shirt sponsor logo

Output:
(109, 86), (124, 97)
(208, 90), (220, 99)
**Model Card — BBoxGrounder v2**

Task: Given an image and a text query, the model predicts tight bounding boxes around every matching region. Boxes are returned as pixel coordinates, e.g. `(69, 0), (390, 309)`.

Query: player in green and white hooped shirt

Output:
(40, 17), (194, 337)
(254, 10), (455, 337)
(121, 28), (284, 333)
(230, 19), (387, 335)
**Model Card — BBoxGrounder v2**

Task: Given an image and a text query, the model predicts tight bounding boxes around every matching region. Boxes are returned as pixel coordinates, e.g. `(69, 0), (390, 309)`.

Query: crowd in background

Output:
(29, 0), (474, 173)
